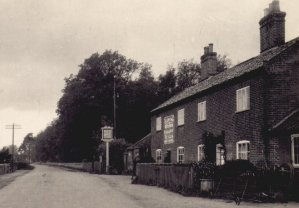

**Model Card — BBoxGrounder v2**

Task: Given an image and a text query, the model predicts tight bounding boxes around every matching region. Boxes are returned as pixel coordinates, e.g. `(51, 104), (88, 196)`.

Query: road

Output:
(0, 165), (297, 208)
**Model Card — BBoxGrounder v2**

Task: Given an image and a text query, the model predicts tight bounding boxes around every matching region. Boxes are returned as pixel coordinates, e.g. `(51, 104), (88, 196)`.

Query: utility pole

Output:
(5, 123), (21, 171)
(113, 75), (117, 139)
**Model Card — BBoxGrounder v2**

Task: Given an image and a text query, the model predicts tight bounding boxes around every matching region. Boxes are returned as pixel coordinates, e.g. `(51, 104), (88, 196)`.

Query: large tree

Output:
(35, 50), (160, 161)
(19, 133), (36, 162)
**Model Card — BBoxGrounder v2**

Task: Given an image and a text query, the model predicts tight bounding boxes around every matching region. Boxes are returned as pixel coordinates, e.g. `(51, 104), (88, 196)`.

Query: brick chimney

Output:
(259, 0), (286, 53)
(200, 43), (217, 80)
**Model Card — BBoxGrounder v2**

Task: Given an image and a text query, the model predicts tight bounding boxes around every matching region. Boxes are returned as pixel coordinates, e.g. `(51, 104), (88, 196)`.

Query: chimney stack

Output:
(200, 43), (217, 80)
(259, 0), (286, 52)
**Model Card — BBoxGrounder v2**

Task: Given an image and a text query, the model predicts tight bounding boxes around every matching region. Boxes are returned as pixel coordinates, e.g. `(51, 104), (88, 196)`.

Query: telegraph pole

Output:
(5, 123), (21, 171)
(113, 75), (117, 139)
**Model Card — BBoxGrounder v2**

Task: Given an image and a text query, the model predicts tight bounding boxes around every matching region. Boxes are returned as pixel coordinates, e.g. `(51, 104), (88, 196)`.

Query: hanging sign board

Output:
(102, 126), (113, 142)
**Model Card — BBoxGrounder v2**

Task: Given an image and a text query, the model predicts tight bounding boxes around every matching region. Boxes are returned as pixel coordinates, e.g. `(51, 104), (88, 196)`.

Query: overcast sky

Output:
(0, 0), (299, 148)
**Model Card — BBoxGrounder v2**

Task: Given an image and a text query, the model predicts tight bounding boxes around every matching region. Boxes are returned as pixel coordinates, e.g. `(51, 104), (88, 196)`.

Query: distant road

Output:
(0, 165), (298, 208)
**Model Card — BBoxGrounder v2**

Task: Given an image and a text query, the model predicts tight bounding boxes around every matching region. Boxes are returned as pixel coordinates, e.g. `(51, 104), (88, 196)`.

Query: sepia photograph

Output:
(1, 0), (299, 207)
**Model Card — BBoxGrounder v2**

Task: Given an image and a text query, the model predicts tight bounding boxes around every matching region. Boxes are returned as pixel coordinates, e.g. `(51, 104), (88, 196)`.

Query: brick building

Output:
(150, 0), (299, 168)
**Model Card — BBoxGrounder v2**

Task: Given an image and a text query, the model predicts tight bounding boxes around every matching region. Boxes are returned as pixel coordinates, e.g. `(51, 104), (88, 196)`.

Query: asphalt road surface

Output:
(0, 165), (298, 208)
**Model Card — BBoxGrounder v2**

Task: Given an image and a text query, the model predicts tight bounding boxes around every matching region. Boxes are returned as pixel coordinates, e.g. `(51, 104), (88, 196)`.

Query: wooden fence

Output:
(136, 163), (194, 191)
(136, 163), (299, 202)
(0, 164), (11, 175)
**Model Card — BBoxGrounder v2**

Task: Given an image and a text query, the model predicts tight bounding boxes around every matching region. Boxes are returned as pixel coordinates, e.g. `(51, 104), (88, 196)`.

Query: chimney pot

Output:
(204, 47), (209, 55)
(208, 44), (213, 53)
(264, 8), (270, 16)
(269, 2), (274, 13)
(272, 0), (280, 12)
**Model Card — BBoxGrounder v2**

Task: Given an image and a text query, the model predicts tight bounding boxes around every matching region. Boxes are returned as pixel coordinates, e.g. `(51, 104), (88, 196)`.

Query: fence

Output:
(136, 162), (299, 202)
(0, 164), (10, 175)
(136, 163), (194, 192)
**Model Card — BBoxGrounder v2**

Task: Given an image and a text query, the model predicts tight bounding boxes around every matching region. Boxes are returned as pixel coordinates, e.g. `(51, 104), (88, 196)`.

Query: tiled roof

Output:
(152, 37), (299, 113)
(127, 133), (151, 150)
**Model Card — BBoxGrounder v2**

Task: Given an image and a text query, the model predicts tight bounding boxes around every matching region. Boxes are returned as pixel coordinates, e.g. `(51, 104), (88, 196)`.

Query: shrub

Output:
(16, 162), (34, 170)
(216, 160), (256, 178)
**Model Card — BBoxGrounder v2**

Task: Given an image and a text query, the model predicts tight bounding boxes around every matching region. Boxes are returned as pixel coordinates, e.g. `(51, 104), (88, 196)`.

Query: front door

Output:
(164, 150), (171, 163)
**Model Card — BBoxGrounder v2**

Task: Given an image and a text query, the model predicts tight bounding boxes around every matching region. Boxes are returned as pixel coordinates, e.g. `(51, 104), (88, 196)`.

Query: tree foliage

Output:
(19, 133), (36, 163)
(0, 147), (11, 163)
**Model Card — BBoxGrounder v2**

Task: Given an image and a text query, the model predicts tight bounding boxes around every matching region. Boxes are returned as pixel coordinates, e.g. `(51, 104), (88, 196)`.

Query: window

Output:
(177, 146), (185, 163)
(177, 109), (185, 126)
(216, 144), (225, 166)
(156, 149), (162, 163)
(236, 140), (250, 160)
(198, 101), (206, 121)
(178, 108), (185, 126)
(198, 145), (205, 162)
(236, 86), (250, 112)
(291, 134), (299, 167)
(156, 117), (162, 131)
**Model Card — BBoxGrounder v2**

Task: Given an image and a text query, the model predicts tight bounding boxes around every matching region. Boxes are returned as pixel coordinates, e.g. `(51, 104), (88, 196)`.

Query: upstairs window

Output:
(236, 140), (250, 160)
(177, 146), (185, 163)
(156, 149), (162, 163)
(198, 145), (205, 162)
(198, 101), (206, 121)
(177, 109), (185, 126)
(156, 117), (162, 131)
(291, 134), (299, 167)
(236, 86), (250, 112)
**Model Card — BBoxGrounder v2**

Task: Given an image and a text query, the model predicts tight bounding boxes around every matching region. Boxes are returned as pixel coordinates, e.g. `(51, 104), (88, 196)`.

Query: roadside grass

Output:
(0, 169), (33, 190)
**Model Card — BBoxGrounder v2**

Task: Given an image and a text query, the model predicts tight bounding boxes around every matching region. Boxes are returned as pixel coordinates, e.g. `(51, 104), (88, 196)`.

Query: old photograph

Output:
(1, 0), (299, 207)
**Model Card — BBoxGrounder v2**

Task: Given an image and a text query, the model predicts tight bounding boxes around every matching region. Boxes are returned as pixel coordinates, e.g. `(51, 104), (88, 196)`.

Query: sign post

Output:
(101, 126), (113, 174)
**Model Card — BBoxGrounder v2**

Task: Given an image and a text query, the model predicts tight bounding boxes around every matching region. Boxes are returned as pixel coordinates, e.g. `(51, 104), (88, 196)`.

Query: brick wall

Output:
(265, 44), (299, 166)
(266, 45), (299, 128)
(151, 72), (266, 166)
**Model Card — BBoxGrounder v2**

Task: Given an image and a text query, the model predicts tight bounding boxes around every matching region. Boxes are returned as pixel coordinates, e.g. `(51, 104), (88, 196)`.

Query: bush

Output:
(216, 160), (256, 178)
(192, 161), (217, 179)
(16, 162), (34, 170)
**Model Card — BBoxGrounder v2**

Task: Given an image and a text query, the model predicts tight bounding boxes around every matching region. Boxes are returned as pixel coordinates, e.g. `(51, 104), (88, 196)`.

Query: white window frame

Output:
(156, 149), (162, 163)
(198, 101), (206, 122)
(291, 134), (299, 167)
(197, 144), (205, 162)
(236, 86), (250, 112)
(177, 108), (185, 126)
(236, 140), (250, 160)
(177, 146), (185, 163)
(216, 144), (225, 166)
(156, 116), (162, 131)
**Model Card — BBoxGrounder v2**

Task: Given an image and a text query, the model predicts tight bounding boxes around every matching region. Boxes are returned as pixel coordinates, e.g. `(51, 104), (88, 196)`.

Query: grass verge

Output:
(0, 169), (33, 190)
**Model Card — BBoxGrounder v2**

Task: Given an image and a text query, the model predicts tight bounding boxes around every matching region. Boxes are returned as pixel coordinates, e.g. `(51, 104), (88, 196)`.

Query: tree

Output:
(0, 147), (11, 163)
(216, 54), (232, 72)
(35, 50), (158, 162)
(176, 59), (201, 92)
(157, 67), (177, 102)
(19, 133), (36, 163)
(7, 145), (18, 156)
